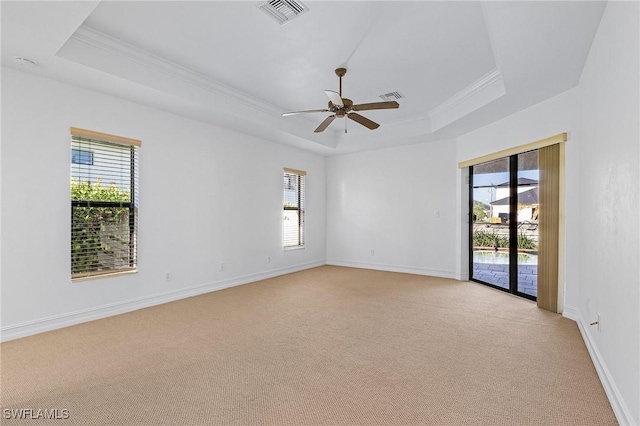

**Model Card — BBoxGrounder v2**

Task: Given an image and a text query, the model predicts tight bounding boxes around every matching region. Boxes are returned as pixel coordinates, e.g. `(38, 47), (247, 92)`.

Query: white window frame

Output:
(70, 127), (140, 281)
(283, 168), (306, 249)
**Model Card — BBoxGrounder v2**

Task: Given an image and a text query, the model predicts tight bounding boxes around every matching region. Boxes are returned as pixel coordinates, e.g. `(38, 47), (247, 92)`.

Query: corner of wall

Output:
(564, 308), (637, 426)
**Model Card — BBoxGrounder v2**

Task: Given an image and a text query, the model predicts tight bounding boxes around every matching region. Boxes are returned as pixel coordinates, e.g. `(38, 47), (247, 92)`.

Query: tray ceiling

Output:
(2, 1), (606, 155)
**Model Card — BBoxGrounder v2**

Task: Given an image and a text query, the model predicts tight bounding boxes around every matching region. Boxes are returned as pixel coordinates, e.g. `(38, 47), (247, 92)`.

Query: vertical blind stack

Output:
(537, 143), (560, 312)
(70, 127), (140, 279)
(283, 168), (306, 248)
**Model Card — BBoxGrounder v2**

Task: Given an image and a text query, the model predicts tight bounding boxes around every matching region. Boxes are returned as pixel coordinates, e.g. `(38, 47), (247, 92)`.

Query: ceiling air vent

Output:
(379, 91), (405, 101)
(259, 0), (309, 25)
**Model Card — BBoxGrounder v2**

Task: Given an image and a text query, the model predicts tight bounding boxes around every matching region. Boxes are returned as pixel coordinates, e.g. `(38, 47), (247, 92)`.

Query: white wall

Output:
(457, 3), (639, 423)
(575, 2), (639, 424)
(1, 67), (326, 340)
(326, 138), (459, 278)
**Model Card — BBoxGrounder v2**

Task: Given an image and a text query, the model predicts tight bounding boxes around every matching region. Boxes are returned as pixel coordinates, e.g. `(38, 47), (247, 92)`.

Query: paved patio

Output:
(472, 263), (537, 297)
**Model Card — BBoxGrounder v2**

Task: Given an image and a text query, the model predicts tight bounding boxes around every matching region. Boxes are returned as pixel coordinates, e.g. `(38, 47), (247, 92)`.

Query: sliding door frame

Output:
(508, 155), (522, 297)
(461, 133), (567, 312)
(468, 155), (536, 302)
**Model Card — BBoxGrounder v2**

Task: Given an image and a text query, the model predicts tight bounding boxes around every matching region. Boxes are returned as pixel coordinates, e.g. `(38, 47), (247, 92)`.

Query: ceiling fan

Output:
(282, 68), (400, 133)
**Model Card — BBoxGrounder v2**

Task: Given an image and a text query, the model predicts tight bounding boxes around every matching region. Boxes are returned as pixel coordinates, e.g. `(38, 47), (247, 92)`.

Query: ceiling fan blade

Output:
(352, 101), (400, 111)
(348, 113), (380, 130)
(282, 109), (330, 117)
(314, 115), (336, 133)
(324, 90), (344, 107)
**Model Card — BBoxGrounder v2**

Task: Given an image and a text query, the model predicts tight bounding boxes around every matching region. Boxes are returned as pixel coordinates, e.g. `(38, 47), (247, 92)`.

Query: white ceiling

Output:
(1, 1), (606, 155)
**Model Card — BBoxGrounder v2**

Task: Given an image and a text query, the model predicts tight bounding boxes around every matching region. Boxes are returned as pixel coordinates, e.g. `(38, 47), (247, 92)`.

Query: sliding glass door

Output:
(470, 157), (511, 291)
(470, 151), (539, 301)
(516, 151), (539, 297)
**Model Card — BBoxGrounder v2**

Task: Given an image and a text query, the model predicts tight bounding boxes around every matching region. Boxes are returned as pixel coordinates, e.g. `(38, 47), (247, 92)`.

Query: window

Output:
(284, 174), (296, 190)
(283, 168), (306, 248)
(70, 127), (140, 280)
(71, 149), (93, 165)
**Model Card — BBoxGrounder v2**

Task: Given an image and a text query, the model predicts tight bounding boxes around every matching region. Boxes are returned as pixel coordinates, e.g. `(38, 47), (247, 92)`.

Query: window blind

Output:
(71, 130), (139, 279)
(283, 168), (306, 248)
(537, 143), (560, 312)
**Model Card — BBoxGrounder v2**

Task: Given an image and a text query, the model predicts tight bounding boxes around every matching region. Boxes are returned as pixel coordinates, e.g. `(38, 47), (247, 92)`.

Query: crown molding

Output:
(429, 68), (505, 131)
(375, 69), (504, 135)
(430, 68), (503, 118)
(62, 26), (504, 146)
(66, 26), (282, 116)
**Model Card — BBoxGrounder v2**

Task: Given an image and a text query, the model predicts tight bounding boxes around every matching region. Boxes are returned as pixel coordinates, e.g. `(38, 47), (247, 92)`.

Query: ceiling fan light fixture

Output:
(259, 0), (309, 25)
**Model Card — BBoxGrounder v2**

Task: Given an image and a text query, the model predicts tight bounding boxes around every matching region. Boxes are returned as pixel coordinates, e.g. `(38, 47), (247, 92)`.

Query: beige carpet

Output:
(1, 266), (616, 425)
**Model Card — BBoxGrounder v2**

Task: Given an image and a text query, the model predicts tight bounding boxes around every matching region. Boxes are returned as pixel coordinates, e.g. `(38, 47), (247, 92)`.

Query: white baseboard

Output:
(326, 259), (458, 280)
(562, 304), (579, 321)
(457, 273), (470, 281)
(564, 306), (635, 426)
(0, 261), (325, 342)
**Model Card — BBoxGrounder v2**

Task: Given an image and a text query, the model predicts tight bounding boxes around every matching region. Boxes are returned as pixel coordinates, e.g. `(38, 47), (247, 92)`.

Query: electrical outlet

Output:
(370, 249), (375, 256)
(165, 272), (172, 281)
(434, 210), (441, 218)
(267, 256), (271, 264)
(220, 263), (225, 272)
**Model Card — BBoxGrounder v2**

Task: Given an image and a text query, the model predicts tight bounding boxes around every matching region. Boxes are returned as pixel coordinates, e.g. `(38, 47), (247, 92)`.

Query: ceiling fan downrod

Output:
(335, 68), (348, 133)
(335, 67), (346, 97)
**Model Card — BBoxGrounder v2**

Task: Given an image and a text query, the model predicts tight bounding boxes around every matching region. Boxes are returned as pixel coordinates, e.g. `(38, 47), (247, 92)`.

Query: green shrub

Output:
(473, 203), (487, 221)
(473, 229), (507, 248)
(71, 179), (130, 274)
(517, 232), (537, 250)
(473, 229), (537, 250)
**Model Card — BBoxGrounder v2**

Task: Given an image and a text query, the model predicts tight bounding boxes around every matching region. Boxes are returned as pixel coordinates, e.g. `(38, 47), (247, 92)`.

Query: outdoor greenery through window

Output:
(283, 168), (306, 248)
(71, 128), (139, 279)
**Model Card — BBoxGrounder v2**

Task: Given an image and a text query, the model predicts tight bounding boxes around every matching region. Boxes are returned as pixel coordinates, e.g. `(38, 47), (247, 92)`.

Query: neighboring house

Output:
(490, 178), (538, 223)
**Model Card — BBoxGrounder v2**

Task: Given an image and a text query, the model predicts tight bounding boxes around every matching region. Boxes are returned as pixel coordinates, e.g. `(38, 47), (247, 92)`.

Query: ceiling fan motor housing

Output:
(329, 98), (353, 117)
